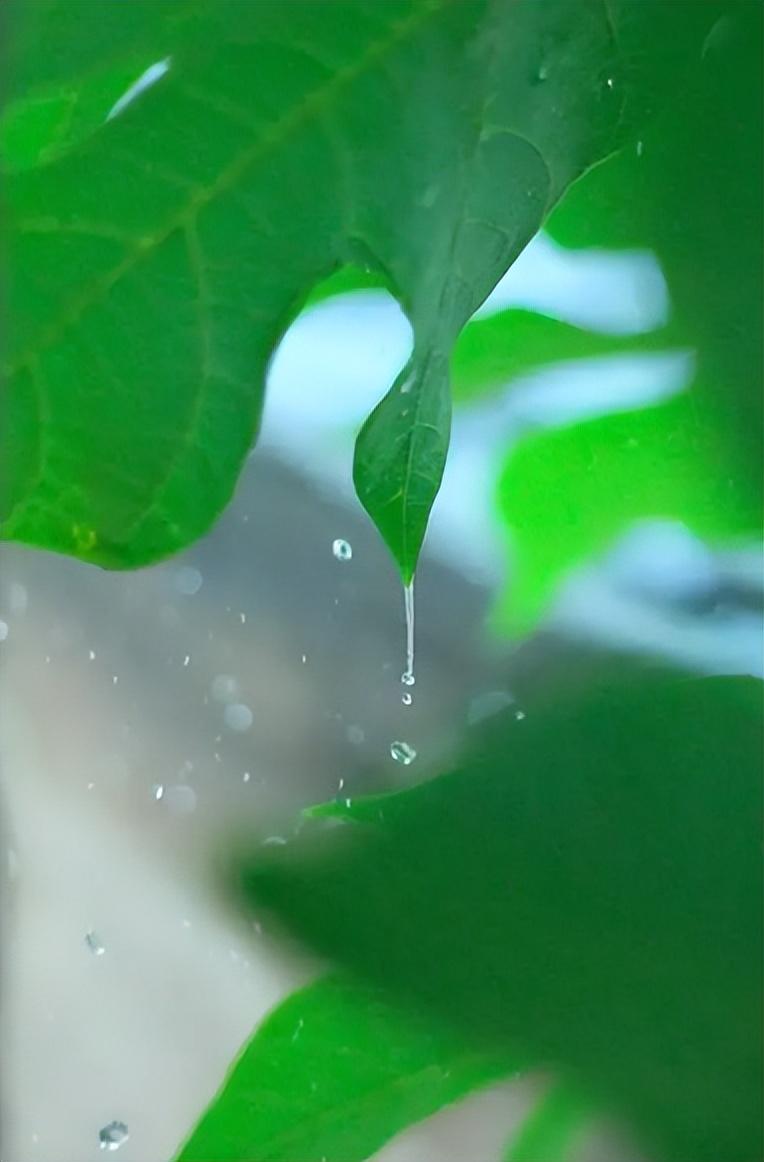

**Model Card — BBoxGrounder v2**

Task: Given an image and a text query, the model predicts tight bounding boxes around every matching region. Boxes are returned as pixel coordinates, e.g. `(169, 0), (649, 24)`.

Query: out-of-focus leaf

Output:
(503, 1081), (589, 1162)
(450, 309), (667, 404)
(2, 0), (718, 580)
(243, 675), (764, 1162)
(174, 973), (515, 1162)
(491, 0), (762, 632)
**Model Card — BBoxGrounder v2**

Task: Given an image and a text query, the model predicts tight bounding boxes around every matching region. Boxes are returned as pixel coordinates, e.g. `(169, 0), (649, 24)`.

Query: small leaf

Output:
(175, 974), (516, 1162)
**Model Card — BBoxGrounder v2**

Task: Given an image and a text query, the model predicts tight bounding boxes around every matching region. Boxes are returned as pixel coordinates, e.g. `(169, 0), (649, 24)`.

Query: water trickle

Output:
(332, 538), (352, 562)
(400, 579), (415, 699)
(390, 740), (417, 766)
(85, 930), (105, 956)
(99, 1121), (128, 1151)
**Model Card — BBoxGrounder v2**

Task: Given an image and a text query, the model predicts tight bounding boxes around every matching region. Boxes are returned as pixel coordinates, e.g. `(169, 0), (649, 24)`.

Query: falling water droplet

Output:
(243, 771), (251, 783)
(0, 620), (9, 642)
(174, 565), (203, 595)
(88, 649), (96, 661)
(636, 139), (644, 157)
(183, 654), (191, 667)
(535, 61), (550, 82)
(151, 783), (164, 801)
(224, 702), (253, 732)
(401, 691), (413, 707)
(332, 538), (352, 561)
(515, 709), (526, 721)
(390, 740), (417, 766)
(605, 76), (615, 90)
(99, 1121), (128, 1151)
(85, 930), (105, 956)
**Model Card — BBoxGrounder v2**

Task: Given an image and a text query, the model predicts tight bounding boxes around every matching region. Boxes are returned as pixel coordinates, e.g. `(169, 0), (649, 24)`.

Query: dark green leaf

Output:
(175, 973), (516, 1162)
(243, 675), (764, 1162)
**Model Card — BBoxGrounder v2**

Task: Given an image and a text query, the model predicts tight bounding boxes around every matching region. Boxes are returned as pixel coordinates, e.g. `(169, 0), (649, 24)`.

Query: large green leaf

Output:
(1, 0), (718, 579)
(175, 973), (515, 1162)
(243, 675), (764, 1162)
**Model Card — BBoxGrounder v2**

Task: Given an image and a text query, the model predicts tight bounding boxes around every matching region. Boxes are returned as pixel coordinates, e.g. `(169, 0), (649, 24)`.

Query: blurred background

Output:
(1, 223), (762, 1162)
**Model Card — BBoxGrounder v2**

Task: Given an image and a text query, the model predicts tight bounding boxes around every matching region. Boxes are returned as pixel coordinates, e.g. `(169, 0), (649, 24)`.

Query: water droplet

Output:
(211, 674), (238, 703)
(164, 784), (197, 814)
(390, 740), (417, 766)
(636, 139), (644, 157)
(605, 76), (615, 90)
(401, 692), (413, 707)
(515, 709), (526, 721)
(346, 724), (365, 745)
(112, 674), (119, 685)
(400, 671), (415, 687)
(99, 1121), (128, 1151)
(301, 653), (307, 664)
(0, 620), (9, 642)
(535, 61), (550, 82)
(332, 538), (352, 562)
(10, 582), (28, 614)
(88, 649), (96, 661)
(151, 783), (164, 801)
(183, 654), (191, 666)
(85, 930), (105, 956)
(467, 690), (515, 725)
(239, 611), (247, 624)
(174, 565), (203, 595)
(224, 702), (253, 732)
(242, 771), (251, 783)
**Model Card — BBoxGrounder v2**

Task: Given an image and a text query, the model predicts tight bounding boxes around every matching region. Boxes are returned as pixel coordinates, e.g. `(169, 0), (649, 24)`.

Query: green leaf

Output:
(175, 973), (516, 1162)
(494, 390), (760, 636)
(503, 1081), (589, 1162)
(450, 308), (668, 404)
(242, 675), (764, 1162)
(2, 0), (718, 577)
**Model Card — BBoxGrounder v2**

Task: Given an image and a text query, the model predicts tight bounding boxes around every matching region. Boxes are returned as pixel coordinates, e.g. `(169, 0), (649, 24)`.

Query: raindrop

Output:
(239, 611), (247, 624)
(301, 654), (308, 664)
(224, 702), (253, 732)
(467, 690), (515, 725)
(0, 620), (9, 642)
(636, 139), (644, 157)
(99, 1121), (129, 1151)
(88, 649), (96, 661)
(9, 582), (28, 614)
(390, 740), (417, 766)
(332, 538), (353, 562)
(401, 692), (413, 707)
(515, 709), (526, 721)
(183, 654), (191, 667)
(151, 783), (165, 801)
(211, 674), (238, 703)
(535, 61), (550, 82)
(242, 771), (251, 783)
(174, 565), (203, 595)
(112, 675), (119, 685)
(164, 784), (197, 814)
(605, 76), (615, 90)
(85, 931), (105, 956)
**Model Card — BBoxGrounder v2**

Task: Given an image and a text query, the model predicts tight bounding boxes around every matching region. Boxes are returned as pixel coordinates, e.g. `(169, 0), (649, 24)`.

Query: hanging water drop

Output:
(85, 930), (105, 956)
(400, 578), (415, 693)
(332, 538), (352, 562)
(99, 1121), (129, 1151)
(390, 740), (417, 766)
